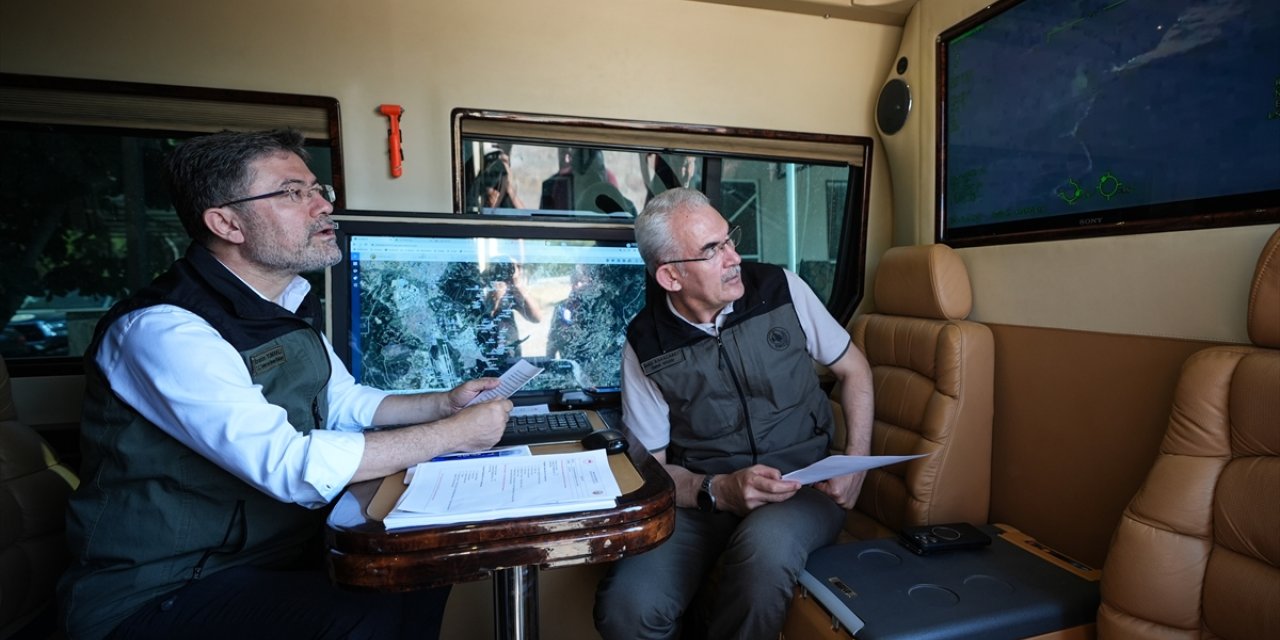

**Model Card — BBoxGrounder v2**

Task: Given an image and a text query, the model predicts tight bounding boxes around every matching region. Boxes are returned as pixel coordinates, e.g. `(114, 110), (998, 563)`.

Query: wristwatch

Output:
(697, 474), (717, 513)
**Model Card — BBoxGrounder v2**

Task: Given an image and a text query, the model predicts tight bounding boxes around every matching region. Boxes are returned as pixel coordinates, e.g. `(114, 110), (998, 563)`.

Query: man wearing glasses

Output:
(60, 129), (511, 640)
(594, 188), (873, 640)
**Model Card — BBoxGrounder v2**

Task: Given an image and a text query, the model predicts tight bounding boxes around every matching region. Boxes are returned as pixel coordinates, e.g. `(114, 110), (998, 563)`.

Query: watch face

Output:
(697, 476), (716, 512)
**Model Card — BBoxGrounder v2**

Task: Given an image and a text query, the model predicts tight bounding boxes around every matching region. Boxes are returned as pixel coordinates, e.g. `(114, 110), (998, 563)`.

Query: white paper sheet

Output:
(384, 448), (622, 529)
(782, 453), (929, 484)
(466, 359), (544, 406)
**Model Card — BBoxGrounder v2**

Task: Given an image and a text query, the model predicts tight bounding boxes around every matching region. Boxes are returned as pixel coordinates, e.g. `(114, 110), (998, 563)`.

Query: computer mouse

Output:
(581, 428), (629, 455)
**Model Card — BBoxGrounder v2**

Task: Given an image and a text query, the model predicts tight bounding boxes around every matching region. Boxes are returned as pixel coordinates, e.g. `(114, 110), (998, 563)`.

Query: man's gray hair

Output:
(634, 188), (712, 275)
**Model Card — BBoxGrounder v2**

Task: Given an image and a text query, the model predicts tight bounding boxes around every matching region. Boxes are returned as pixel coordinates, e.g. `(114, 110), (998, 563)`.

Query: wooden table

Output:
(325, 426), (675, 640)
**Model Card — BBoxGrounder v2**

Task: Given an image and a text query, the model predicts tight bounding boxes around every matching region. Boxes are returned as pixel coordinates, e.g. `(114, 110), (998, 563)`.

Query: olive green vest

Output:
(60, 244), (331, 640)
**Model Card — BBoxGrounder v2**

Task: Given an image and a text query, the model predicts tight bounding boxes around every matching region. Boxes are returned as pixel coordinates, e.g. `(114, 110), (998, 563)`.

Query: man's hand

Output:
(815, 470), (866, 510)
(714, 465), (802, 516)
(443, 377), (512, 453)
(353, 388), (511, 484)
(446, 377), (501, 412)
(442, 398), (513, 453)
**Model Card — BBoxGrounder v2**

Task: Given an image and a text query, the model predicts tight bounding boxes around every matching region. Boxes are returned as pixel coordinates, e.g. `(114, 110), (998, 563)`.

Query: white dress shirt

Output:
(95, 274), (387, 508)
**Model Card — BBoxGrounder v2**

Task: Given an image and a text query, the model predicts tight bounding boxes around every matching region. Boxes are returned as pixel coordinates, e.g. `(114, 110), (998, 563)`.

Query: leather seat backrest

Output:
(1097, 226), (1280, 639)
(0, 356), (80, 637)
(842, 243), (994, 539)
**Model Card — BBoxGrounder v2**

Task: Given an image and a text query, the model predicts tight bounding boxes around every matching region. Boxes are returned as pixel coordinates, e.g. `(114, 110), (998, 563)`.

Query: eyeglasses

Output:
(660, 225), (742, 266)
(216, 183), (336, 208)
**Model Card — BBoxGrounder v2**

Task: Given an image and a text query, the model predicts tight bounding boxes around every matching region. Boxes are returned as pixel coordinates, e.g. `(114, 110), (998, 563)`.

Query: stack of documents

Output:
(383, 448), (622, 529)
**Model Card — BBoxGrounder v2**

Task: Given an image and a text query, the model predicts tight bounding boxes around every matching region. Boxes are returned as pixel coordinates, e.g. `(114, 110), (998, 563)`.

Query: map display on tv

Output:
(940, 0), (1280, 239)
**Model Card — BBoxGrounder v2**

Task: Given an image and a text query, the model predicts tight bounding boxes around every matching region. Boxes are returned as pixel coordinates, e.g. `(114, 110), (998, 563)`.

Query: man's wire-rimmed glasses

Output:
(659, 225), (743, 266)
(217, 183), (336, 209)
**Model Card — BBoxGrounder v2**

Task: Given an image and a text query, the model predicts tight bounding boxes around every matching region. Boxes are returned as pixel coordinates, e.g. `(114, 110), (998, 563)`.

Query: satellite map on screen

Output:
(351, 253), (645, 394)
(944, 0), (1280, 230)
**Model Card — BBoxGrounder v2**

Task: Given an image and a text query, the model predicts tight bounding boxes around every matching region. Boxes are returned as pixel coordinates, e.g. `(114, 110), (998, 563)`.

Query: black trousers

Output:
(109, 565), (450, 640)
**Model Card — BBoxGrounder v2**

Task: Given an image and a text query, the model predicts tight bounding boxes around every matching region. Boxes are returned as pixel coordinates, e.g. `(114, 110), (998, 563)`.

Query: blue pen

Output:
(430, 448), (524, 462)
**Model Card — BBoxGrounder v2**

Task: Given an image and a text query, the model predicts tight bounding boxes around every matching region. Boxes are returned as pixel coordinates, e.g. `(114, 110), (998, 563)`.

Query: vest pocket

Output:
(189, 500), (247, 582)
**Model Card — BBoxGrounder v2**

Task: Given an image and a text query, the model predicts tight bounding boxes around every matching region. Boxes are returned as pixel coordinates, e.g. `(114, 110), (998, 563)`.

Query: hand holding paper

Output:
(782, 453), (928, 485)
(466, 359), (544, 406)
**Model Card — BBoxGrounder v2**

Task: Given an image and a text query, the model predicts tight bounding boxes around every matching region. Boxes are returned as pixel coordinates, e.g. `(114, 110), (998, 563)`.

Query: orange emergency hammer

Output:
(378, 104), (404, 178)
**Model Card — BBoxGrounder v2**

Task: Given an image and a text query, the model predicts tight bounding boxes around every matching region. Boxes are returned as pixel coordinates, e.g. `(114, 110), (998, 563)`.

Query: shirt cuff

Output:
(303, 429), (366, 505)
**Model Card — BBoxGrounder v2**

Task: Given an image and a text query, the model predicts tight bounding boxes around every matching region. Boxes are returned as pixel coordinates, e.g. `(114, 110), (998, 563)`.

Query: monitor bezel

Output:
(327, 211), (640, 408)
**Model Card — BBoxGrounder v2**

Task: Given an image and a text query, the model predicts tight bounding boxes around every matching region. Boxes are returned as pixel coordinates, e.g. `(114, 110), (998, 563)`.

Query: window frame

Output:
(450, 108), (873, 325)
(0, 73), (343, 377)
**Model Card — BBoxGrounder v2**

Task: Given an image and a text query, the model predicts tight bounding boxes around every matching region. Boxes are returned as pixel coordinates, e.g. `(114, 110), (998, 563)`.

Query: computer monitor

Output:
(329, 213), (646, 405)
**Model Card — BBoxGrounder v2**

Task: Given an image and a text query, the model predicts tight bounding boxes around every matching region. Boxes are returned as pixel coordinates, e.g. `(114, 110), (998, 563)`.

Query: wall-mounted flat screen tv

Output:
(937, 0), (1280, 246)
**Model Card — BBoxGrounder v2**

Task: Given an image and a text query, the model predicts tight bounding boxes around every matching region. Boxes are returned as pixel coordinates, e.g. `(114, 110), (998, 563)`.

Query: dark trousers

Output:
(595, 486), (844, 640)
(109, 565), (450, 640)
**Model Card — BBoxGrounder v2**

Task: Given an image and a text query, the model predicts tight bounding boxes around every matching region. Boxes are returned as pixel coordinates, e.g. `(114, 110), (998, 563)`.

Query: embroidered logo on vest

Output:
(767, 327), (791, 351)
(641, 349), (686, 376)
(250, 345), (287, 375)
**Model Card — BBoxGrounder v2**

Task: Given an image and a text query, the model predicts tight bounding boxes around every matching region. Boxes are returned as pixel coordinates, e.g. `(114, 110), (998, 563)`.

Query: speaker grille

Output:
(876, 78), (911, 136)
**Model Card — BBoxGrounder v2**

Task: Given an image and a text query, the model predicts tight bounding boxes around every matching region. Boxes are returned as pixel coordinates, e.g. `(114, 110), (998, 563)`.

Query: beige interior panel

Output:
(988, 323), (1218, 569)
(962, 225), (1277, 344)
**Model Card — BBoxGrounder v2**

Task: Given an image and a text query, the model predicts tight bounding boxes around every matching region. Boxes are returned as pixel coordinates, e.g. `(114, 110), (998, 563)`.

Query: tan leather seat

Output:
(1097, 227), (1280, 639)
(0, 356), (79, 638)
(840, 243), (994, 539)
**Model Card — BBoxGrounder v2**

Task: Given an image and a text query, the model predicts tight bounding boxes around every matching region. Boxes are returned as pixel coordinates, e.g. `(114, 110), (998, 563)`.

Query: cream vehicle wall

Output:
(0, 1), (901, 638)
(4, 0), (1275, 638)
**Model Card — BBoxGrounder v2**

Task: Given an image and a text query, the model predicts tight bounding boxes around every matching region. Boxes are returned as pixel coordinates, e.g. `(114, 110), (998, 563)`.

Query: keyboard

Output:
(498, 410), (594, 446)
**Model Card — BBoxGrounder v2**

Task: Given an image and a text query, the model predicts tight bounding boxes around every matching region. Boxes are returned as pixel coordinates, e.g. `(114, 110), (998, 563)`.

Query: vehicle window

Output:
(454, 110), (871, 319)
(0, 75), (340, 369)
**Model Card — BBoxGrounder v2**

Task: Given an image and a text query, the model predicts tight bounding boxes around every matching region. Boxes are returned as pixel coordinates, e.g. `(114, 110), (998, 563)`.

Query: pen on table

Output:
(430, 448), (522, 462)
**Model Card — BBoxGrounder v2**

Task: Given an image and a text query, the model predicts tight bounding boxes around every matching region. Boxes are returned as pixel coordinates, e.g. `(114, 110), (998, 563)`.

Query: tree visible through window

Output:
(1, 75), (341, 368)
(0, 127), (335, 362)
(0, 129), (180, 359)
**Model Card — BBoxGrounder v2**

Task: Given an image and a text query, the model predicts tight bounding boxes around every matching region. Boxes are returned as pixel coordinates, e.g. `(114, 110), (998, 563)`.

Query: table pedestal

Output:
(493, 566), (539, 640)
(326, 427), (675, 640)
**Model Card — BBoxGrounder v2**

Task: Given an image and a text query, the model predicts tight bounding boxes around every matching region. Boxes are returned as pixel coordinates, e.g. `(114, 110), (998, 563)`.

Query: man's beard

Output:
(242, 218), (341, 274)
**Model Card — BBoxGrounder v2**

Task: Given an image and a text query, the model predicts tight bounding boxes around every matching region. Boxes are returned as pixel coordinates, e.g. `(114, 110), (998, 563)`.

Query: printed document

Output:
(782, 453), (929, 484)
(384, 448), (622, 529)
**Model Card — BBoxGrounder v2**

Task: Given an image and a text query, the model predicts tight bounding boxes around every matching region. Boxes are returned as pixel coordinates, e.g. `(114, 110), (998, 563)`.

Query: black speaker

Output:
(876, 78), (912, 136)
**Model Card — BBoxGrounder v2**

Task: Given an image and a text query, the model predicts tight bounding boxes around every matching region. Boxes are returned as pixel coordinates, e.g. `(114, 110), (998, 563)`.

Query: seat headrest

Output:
(1248, 227), (1280, 349)
(873, 244), (973, 321)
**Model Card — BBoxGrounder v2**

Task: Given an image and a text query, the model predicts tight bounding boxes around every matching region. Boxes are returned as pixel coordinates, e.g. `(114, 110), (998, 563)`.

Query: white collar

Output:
(213, 256), (311, 312)
(665, 295), (734, 336)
